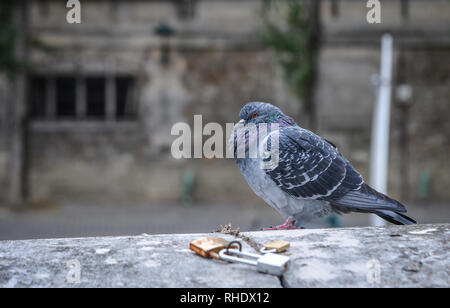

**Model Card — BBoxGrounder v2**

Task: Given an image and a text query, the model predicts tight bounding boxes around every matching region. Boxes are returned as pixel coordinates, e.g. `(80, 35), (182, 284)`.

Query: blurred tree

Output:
(0, 1), (53, 78)
(262, 0), (321, 131)
(0, 0), (29, 207)
(0, 1), (27, 79)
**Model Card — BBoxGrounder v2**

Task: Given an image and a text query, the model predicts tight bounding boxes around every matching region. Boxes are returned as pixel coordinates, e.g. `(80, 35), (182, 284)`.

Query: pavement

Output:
(0, 200), (449, 241)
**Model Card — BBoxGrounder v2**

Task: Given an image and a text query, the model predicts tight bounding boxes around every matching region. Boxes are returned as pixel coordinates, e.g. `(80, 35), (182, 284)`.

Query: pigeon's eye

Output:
(252, 113), (259, 119)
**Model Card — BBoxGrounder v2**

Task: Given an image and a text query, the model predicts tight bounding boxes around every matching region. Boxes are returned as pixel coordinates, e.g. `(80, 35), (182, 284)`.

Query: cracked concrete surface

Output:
(0, 224), (448, 287)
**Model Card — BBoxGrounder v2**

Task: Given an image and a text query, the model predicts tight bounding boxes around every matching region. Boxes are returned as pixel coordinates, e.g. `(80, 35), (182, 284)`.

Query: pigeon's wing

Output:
(264, 127), (363, 200)
(264, 127), (410, 218)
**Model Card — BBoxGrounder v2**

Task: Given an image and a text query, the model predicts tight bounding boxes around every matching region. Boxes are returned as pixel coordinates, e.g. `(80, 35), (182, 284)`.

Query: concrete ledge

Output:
(0, 224), (448, 287)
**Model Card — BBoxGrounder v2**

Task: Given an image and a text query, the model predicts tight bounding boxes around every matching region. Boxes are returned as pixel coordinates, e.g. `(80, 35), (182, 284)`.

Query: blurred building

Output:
(0, 0), (449, 205)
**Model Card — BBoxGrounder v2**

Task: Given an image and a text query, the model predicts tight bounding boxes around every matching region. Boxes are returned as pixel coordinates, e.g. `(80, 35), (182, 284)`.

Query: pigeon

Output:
(231, 102), (416, 229)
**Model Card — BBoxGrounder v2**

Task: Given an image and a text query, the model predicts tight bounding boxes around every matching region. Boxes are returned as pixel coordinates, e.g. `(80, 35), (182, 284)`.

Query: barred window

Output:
(29, 75), (137, 121)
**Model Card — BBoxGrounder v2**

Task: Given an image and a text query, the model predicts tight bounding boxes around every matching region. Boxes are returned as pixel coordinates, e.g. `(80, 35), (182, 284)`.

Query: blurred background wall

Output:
(0, 0), (449, 238)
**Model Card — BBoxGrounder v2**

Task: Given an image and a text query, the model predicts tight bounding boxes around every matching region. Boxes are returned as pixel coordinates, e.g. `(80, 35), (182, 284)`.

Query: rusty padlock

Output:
(190, 237), (235, 259)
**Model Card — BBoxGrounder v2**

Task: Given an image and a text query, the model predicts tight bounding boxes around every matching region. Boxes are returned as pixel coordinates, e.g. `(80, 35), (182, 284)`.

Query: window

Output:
(86, 77), (106, 118)
(29, 75), (137, 121)
(56, 77), (76, 118)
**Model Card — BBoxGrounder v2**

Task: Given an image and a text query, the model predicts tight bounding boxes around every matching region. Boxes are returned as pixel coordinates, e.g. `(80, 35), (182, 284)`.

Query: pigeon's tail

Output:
(373, 209), (416, 225)
(331, 183), (417, 225)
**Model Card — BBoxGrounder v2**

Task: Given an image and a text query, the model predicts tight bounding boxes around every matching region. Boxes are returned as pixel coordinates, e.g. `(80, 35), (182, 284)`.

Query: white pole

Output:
(370, 33), (393, 227)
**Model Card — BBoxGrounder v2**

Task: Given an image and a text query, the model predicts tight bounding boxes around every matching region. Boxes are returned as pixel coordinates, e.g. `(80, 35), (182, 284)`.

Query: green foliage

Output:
(262, 0), (315, 100)
(0, 2), (55, 80)
(0, 1), (27, 80)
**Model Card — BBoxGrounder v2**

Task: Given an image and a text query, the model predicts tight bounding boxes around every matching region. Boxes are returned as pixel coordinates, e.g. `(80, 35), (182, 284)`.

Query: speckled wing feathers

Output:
(265, 127), (363, 201)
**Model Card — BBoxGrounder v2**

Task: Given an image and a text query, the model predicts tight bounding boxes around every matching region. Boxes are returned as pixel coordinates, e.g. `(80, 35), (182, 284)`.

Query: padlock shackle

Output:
(260, 247), (277, 254)
(219, 249), (259, 266)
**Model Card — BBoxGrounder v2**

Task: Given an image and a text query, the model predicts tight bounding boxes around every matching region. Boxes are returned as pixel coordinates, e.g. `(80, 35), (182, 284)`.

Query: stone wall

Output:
(0, 0), (449, 204)
(0, 224), (448, 287)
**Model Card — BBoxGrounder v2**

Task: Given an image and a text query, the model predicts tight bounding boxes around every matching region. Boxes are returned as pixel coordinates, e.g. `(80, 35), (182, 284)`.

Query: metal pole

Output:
(370, 34), (393, 227)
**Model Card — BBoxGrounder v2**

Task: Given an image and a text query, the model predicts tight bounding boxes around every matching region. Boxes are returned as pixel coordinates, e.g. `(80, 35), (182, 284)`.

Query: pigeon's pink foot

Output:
(263, 217), (302, 231)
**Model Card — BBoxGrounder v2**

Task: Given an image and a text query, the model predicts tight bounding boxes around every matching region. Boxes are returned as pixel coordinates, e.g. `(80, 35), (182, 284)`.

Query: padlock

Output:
(260, 240), (290, 254)
(189, 237), (232, 259)
(219, 248), (290, 276)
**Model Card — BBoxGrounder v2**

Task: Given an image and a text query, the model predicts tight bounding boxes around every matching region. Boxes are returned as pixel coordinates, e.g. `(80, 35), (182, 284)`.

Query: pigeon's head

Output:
(239, 102), (284, 125)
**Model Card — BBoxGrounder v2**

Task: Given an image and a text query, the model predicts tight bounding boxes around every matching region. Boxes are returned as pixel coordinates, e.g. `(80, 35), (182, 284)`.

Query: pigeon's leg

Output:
(264, 216), (302, 230)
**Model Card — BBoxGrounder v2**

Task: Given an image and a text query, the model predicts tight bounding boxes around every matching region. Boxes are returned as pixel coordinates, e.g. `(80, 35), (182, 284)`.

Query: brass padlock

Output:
(190, 237), (231, 259)
(260, 240), (290, 254)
